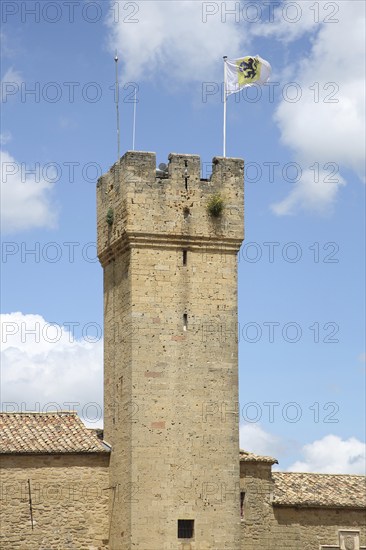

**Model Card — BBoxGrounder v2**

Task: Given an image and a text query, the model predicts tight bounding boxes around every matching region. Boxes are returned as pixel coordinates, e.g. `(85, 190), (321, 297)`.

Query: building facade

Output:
(239, 451), (366, 550)
(0, 152), (365, 549)
(1, 415), (365, 550)
(0, 412), (110, 550)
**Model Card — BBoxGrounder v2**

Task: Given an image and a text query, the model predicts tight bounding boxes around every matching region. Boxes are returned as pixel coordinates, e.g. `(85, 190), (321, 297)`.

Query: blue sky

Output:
(1, 0), (365, 473)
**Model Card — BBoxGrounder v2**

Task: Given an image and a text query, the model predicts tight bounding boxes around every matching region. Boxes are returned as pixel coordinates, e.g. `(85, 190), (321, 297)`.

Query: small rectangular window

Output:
(183, 313), (188, 331)
(178, 519), (194, 539)
(183, 250), (187, 265)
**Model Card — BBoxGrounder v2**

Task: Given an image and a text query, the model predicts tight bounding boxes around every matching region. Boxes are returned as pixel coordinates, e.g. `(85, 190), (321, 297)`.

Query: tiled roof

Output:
(240, 449), (278, 464)
(272, 472), (366, 509)
(0, 412), (110, 454)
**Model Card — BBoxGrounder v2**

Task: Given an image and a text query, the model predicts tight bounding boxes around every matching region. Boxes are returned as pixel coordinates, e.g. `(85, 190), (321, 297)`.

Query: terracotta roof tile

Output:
(272, 472), (366, 508)
(0, 412), (110, 454)
(240, 449), (278, 464)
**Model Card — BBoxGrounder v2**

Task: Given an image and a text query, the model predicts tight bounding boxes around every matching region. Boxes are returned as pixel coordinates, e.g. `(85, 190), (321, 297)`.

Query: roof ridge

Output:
(0, 411), (77, 415)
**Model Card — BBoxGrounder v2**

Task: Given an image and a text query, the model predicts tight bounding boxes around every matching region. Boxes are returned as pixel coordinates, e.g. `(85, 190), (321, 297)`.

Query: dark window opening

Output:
(183, 250), (187, 266)
(183, 313), (188, 331)
(178, 519), (194, 539)
(240, 491), (245, 519)
(184, 160), (189, 190)
(183, 207), (190, 219)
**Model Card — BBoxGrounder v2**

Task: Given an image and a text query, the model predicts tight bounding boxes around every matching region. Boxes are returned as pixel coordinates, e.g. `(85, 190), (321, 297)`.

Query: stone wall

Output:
(240, 461), (366, 550)
(272, 507), (366, 550)
(240, 461), (275, 548)
(0, 454), (110, 550)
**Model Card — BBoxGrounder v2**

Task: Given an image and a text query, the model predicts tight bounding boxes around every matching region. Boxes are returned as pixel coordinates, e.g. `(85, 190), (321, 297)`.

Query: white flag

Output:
(225, 55), (272, 95)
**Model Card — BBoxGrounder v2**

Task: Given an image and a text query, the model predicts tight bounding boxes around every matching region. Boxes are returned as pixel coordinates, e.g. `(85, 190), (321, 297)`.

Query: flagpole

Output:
(223, 56), (228, 157)
(132, 85), (137, 151)
(114, 51), (120, 161)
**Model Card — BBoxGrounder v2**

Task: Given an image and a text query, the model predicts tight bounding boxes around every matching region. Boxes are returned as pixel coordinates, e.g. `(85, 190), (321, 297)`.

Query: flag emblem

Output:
(225, 55), (271, 95)
(237, 57), (261, 86)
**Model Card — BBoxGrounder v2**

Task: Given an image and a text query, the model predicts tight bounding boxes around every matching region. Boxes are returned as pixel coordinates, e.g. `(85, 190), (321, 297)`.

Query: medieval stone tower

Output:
(97, 151), (244, 550)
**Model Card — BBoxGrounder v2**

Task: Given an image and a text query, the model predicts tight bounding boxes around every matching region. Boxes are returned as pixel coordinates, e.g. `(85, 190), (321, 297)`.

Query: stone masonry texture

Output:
(0, 454), (110, 550)
(97, 152), (245, 550)
(239, 460), (366, 550)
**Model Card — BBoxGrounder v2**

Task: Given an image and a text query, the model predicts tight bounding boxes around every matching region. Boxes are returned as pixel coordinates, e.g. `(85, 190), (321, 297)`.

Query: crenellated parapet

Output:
(97, 151), (244, 266)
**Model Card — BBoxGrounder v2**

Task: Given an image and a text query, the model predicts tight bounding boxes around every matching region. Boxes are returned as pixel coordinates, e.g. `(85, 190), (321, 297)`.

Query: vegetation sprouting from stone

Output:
(207, 193), (225, 217)
(106, 208), (114, 226)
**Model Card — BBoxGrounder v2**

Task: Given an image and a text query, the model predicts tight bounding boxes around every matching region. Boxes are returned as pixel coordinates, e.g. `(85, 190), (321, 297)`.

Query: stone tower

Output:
(97, 151), (244, 550)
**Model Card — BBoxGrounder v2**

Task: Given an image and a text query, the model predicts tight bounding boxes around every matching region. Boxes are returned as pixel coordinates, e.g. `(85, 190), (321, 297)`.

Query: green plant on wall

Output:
(106, 208), (114, 226)
(207, 193), (225, 217)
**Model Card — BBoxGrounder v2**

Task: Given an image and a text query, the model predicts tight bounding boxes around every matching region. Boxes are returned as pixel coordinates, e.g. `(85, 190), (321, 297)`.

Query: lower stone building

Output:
(0, 412), (365, 550)
(240, 451), (366, 550)
(0, 412), (110, 550)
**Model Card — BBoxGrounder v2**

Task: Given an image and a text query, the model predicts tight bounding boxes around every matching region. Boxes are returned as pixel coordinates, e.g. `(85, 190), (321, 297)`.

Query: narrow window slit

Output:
(183, 250), (187, 266)
(240, 491), (245, 519)
(184, 160), (189, 190)
(183, 313), (188, 331)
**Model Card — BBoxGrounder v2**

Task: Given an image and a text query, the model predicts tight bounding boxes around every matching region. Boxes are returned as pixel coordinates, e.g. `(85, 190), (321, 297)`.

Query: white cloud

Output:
(268, 1), (366, 214)
(0, 312), (103, 427)
(1, 66), (22, 82)
(0, 31), (18, 59)
(0, 131), (12, 146)
(271, 168), (346, 216)
(106, 0), (248, 84)
(250, 0), (320, 42)
(0, 67), (23, 102)
(240, 423), (366, 475)
(1, 67), (58, 233)
(288, 434), (366, 475)
(240, 422), (283, 457)
(1, 149), (58, 234)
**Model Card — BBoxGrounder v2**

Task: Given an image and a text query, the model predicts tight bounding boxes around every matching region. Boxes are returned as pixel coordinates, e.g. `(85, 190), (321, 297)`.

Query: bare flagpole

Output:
(223, 56), (228, 157)
(114, 51), (121, 161)
(132, 85), (137, 151)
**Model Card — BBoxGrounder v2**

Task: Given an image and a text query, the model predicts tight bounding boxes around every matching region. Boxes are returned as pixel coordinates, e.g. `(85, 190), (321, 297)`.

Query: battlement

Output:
(97, 151), (244, 266)
(97, 151), (244, 187)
